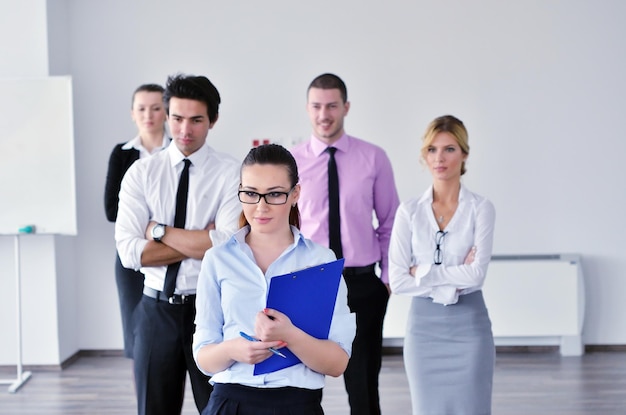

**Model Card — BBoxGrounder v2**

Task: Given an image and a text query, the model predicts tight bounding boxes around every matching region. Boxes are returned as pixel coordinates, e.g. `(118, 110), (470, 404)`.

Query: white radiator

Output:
(383, 254), (585, 356)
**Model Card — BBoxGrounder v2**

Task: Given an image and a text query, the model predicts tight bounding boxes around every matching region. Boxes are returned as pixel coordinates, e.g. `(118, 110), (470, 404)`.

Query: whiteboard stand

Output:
(0, 235), (32, 393)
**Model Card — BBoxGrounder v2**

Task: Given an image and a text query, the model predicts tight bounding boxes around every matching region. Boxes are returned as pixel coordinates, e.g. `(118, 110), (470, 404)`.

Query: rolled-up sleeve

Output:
(193, 250), (225, 376)
(115, 162), (149, 270)
(328, 274), (356, 357)
(208, 167), (241, 247)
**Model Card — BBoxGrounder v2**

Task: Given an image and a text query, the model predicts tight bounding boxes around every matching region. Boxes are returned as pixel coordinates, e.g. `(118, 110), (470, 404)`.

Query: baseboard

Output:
(495, 345), (559, 353)
(3, 345), (626, 371)
(585, 344), (626, 352)
(382, 346), (403, 355)
(383, 344), (626, 356)
(0, 350), (125, 372)
(383, 345), (559, 355)
(77, 349), (125, 358)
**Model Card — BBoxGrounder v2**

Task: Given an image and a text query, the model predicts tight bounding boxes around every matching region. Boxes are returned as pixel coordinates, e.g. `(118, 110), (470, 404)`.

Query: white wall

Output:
(1, 0), (625, 365)
(0, 0), (49, 78)
(0, 0), (73, 366)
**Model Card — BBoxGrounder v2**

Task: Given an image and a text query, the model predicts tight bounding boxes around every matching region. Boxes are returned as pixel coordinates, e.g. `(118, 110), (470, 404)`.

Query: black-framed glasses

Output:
(238, 187), (295, 205)
(434, 230), (447, 265)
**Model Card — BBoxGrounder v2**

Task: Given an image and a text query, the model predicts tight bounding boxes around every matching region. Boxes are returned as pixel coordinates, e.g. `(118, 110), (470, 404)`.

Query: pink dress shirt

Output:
(291, 133), (400, 283)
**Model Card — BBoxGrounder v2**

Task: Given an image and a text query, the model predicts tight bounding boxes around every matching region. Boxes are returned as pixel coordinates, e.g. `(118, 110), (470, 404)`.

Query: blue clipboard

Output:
(253, 258), (345, 375)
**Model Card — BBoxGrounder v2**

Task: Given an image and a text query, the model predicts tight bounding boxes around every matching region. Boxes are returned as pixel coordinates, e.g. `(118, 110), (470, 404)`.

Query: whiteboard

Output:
(0, 77), (77, 235)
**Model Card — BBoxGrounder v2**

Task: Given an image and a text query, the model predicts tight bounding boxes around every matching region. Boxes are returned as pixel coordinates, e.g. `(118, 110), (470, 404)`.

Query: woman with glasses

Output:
(193, 144), (355, 415)
(104, 83), (170, 360)
(388, 115), (496, 415)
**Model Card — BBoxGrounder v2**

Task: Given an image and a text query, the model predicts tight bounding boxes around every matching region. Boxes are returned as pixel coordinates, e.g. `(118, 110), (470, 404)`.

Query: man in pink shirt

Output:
(291, 73), (400, 415)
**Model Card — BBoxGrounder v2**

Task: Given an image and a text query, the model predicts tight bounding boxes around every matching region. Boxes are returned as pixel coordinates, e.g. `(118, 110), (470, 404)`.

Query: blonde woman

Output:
(389, 115), (496, 414)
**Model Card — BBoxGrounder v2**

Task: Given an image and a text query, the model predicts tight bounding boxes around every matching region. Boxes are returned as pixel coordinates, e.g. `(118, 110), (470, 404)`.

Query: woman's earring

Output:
(292, 203), (297, 207)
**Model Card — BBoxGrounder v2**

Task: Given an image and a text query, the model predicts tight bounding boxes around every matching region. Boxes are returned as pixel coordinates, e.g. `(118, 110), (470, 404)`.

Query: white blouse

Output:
(388, 184), (496, 305)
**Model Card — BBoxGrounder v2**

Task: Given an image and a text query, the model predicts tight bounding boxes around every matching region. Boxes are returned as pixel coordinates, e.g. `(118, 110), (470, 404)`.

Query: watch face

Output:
(152, 224), (165, 240)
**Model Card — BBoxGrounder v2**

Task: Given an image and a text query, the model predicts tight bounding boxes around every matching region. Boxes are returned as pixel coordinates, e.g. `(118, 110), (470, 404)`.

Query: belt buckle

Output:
(168, 295), (183, 305)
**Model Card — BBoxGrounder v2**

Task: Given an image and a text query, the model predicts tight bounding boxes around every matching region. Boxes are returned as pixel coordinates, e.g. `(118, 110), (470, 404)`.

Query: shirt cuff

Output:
(430, 286), (459, 305)
(414, 263), (432, 284)
(132, 239), (149, 270)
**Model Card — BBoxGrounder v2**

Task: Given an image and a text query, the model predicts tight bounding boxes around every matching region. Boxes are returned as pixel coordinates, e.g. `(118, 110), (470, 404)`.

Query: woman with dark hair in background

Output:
(104, 84), (169, 359)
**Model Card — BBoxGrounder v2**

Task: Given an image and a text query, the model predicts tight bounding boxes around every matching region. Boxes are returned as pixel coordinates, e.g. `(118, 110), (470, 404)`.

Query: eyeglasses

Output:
(434, 230), (447, 265)
(238, 187), (295, 205)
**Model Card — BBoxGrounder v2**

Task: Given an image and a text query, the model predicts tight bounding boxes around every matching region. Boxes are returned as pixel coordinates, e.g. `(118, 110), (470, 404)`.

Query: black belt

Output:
(143, 286), (196, 305)
(343, 264), (376, 277)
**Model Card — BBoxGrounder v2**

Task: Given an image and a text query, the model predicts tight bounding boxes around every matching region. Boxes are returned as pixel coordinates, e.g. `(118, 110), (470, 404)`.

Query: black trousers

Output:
(202, 383), (323, 415)
(342, 268), (389, 415)
(134, 294), (212, 415)
(114, 253), (144, 359)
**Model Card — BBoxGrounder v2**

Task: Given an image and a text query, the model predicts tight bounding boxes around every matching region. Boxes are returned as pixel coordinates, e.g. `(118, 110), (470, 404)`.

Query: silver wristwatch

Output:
(151, 223), (166, 242)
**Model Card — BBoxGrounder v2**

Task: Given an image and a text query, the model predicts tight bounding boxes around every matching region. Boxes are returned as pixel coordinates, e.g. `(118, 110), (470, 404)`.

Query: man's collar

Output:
(168, 142), (210, 167)
(310, 133), (349, 156)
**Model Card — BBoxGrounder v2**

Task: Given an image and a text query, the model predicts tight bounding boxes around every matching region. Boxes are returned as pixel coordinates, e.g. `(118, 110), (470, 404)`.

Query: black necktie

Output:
(163, 158), (191, 298)
(327, 147), (343, 259)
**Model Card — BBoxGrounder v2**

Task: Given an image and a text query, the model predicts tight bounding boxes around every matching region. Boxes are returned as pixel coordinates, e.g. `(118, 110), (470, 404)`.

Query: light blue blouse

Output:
(193, 226), (356, 389)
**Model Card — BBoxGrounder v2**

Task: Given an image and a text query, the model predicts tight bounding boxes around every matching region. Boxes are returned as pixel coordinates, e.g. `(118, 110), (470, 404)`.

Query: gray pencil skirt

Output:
(403, 290), (495, 415)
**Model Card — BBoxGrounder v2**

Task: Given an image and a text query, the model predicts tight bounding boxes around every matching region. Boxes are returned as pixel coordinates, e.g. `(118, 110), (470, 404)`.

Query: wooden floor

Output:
(1, 350), (625, 414)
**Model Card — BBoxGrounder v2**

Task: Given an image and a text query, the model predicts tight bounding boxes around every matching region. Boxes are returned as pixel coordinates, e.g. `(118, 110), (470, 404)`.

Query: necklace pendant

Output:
(437, 215), (444, 223)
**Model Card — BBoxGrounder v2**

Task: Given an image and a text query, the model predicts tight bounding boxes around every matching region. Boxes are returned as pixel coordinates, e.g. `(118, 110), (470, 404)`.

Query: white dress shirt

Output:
(193, 226), (356, 389)
(388, 184), (496, 305)
(115, 142), (241, 295)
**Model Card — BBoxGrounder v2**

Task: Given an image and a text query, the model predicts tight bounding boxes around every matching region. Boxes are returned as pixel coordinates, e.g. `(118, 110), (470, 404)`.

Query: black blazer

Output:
(104, 144), (140, 222)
